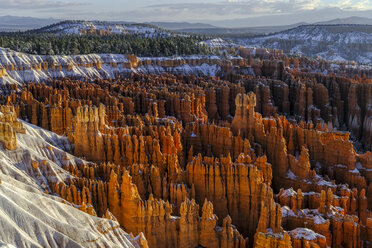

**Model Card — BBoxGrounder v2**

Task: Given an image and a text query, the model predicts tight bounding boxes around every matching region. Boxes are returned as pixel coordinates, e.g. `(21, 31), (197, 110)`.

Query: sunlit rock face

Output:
(0, 47), (371, 248)
(0, 105), (25, 150)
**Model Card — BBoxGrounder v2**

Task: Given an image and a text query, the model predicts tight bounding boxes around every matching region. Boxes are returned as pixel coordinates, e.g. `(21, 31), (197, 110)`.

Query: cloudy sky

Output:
(0, 0), (371, 27)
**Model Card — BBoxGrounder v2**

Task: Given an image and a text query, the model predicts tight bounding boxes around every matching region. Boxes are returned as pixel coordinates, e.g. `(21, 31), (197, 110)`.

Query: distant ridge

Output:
(1, 15), (372, 34)
(24, 20), (169, 37)
(172, 22), (308, 36)
(0, 15), (60, 32)
(148, 22), (217, 30)
(234, 24), (372, 64)
(315, 16), (372, 25)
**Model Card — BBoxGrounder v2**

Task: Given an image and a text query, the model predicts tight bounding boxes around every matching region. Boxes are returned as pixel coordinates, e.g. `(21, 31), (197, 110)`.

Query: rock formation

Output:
(1, 62), (371, 248)
(0, 105), (25, 150)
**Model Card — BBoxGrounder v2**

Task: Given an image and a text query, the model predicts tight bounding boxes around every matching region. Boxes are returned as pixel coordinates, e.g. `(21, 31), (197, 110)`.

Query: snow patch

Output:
(288, 228), (325, 240)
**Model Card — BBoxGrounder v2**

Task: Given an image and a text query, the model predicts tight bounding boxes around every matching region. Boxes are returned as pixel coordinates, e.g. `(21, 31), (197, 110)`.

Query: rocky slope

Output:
(234, 24), (372, 64)
(0, 106), (145, 248)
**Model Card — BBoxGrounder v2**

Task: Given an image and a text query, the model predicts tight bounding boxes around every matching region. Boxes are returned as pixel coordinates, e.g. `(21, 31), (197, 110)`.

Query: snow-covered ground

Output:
(0, 117), (142, 247)
(0, 48), (235, 89)
(288, 228), (325, 241)
(39, 21), (169, 38)
(200, 38), (237, 49)
(234, 25), (372, 64)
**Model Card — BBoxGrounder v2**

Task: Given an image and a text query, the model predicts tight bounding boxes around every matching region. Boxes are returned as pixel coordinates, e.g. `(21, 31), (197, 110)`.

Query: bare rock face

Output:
(288, 146), (311, 180)
(254, 232), (292, 248)
(70, 104), (106, 162)
(205, 88), (219, 120)
(236, 70), (372, 150)
(59, 164), (247, 248)
(186, 153), (277, 240)
(183, 122), (254, 161)
(261, 60), (285, 80)
(230, 92), (370, 193)
(0, 105), (25, 150)
(0, 122), (17, 150)
(231, 92), (256, 139)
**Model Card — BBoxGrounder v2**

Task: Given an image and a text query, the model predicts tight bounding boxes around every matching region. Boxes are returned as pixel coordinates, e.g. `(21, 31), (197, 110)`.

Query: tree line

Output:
(0, 33), (216, 56)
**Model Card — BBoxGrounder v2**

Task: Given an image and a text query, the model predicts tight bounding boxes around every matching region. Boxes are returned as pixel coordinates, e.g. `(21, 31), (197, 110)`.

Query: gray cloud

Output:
(95, 0), (370, 23)
(20, 0), (371, 27)
(146, 0), (329, 15)
(0, 0), (83, 9)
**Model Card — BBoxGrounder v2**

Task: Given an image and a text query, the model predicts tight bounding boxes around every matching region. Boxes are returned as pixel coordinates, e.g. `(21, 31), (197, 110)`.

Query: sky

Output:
(0, 0), (371, 27)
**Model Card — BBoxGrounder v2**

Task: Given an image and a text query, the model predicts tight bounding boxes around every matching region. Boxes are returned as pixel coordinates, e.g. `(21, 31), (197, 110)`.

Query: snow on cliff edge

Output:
(0, 48), (226, 89)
